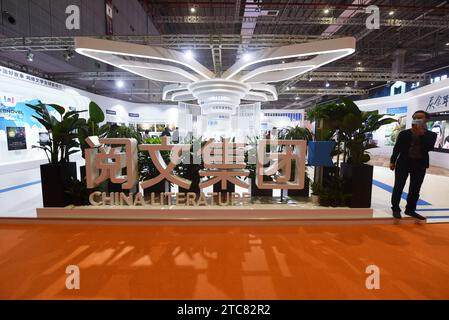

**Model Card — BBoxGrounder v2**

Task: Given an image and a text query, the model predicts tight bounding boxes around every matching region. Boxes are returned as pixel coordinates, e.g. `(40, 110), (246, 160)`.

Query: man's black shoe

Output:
(405, 212), (426, 221)
(392, 210), (402, 219)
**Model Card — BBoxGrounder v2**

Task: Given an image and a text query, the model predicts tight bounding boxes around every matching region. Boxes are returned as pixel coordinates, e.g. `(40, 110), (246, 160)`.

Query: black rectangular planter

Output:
(341, 163), (374, 208)
(40, 162), (77, 207)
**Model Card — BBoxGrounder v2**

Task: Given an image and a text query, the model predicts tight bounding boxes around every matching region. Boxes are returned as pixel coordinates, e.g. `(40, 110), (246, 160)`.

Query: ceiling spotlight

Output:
(286, 86), (291, 91)
(324, 8), (330, 14)
(358, 61), (362, 65)
(190, 6), (197, 13)
(371, 82), (374, 86)
(446, 42), (449, 46)
(295, 96), (300, 100)
(26, 51), (34, 62)
(185, 50), (194, 60)
(389, 11), (395, 16)
(116, 80), (125, 88)
(242, 53), (252, 62)
(309, 77), (313, 82)
(325, 82), (330, 88)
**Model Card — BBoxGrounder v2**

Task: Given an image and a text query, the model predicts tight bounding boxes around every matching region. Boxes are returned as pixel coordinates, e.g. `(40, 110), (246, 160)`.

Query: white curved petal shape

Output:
(75, 37), (356, 115)
(162, 84), (189, 101)
(223, 37), (356, 81)
(75, 37), (214, 81)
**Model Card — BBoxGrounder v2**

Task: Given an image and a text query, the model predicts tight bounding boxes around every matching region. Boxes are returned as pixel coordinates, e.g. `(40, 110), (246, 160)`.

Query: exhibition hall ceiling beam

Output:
(283, 88), (369, 96)
(96, 87), (368, 97)
(0, 34), (336, 52)
(155, 16), (449, 28)
(50, 71), (427, 83)
(144, 1), (449, 13)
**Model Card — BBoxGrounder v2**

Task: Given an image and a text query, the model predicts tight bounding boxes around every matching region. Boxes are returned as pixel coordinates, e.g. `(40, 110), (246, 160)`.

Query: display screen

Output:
(6, 127), (27, 151)
(428, 113), (449, 153)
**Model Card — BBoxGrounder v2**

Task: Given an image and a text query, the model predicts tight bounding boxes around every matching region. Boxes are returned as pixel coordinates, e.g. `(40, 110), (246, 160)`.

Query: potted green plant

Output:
(174, 136), (205, 194)
(337, 97), (396, 208)
(245, 136), (273, 197)
(139, 136), (172, 195)
(279, 126), (313, 197)
(27, 101), (84, 207)
(77, 101), (110, 180)
(105, 124), (143, 194)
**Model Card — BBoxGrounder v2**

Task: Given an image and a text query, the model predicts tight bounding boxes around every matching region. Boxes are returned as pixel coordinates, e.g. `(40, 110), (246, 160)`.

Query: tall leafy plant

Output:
(26, 101), (85, 164)
(338, 97), (397, 165)
(77, 101), (110, 158)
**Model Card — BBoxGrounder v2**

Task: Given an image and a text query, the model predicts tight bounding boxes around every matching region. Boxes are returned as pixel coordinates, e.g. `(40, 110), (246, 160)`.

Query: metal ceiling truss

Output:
(50, 71), (427, 83)
(0, 34), (335, 52)
(283, 88), (369, 96)
(96, 87), (368, 97)
(155, 16), (449, 28)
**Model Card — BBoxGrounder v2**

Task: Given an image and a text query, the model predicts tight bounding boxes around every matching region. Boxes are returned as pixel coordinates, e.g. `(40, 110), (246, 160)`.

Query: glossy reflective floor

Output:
(1, 221), (449, 299)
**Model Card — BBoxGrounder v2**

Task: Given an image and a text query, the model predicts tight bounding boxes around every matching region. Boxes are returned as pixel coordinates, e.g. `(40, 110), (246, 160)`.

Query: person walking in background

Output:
(143, 130), (151, 140)
(172, 127), (180, 143)
(160, 126), (171, 139)
(390, 110), (437, 220)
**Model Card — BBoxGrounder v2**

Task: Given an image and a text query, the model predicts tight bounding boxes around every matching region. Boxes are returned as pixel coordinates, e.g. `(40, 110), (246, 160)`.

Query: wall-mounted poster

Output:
(428, 113), (449, 153)
(155, 124), (166, 132)
(384, 107), (408, 146)
(6, 127), (27, 151)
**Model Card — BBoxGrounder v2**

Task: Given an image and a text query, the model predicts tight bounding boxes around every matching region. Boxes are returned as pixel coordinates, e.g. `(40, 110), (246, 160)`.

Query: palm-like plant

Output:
(26, 101), (85, 164)
(338, 97), (397, 165)
(279, 125), (313, 141)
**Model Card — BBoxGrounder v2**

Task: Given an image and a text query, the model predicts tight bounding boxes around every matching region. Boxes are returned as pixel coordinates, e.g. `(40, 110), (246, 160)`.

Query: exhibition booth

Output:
(355, 78), (449, 169)
(1, 37), (448, 224)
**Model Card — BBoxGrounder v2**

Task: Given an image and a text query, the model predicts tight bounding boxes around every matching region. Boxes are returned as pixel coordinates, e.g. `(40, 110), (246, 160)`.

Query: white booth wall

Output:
(356, 79), (449, 169)
(0, 67), (178, 174)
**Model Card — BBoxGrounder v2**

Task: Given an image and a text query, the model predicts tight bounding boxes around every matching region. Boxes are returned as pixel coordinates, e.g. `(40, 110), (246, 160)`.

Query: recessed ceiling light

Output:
(324, 8), (330, 14)
(184, 50), (194, 60)
(358, 61), (362, 65)
(389, 11), (395, 16)
(190, 7), (196, 13)
(116, 80), (124, 88)
(325, 82), (330, 88)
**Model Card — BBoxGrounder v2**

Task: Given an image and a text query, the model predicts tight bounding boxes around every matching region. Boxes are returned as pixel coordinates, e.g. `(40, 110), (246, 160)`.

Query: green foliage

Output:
(318, 175), (351, 207)
(107, 124), (143, 144)
(338, 97), (397, 165)
(77, 101), (110, 158)
(138, 136), (171, 182)
(26, 101), (85, 164)
(279, 126), (313, 141)
(174, 136), (206, 179)
(308, 97), (397, 165)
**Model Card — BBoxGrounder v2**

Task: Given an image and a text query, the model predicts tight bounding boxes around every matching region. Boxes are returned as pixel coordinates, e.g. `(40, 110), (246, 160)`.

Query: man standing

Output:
(390, 110), (437, 220)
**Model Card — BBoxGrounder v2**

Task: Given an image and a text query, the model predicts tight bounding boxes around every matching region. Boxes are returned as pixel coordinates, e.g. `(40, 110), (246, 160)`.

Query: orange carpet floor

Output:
(0, 220), (449, 300)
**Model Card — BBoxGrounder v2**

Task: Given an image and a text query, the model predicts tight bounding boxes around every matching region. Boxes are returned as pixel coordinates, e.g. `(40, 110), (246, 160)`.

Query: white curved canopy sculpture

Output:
(75, 37), (356, 114)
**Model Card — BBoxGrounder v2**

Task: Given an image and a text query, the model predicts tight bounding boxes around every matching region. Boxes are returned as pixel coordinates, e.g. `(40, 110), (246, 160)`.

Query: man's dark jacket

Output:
(390, 129), (437, 168)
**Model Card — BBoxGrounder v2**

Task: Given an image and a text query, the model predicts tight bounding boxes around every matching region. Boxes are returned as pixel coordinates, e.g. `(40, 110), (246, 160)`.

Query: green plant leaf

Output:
(48, 104), (66, 115)
(89, 101), (105, 123)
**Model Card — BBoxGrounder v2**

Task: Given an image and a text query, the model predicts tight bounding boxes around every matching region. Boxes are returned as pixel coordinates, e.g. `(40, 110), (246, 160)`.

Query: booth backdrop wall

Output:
(355, 79), (449, 169)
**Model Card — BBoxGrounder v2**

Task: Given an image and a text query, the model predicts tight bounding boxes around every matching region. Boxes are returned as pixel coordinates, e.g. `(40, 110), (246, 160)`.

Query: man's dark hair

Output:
(413, 110), (431, 119)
